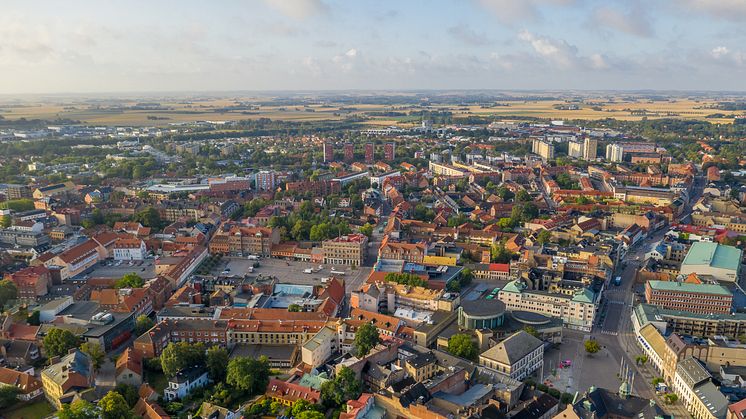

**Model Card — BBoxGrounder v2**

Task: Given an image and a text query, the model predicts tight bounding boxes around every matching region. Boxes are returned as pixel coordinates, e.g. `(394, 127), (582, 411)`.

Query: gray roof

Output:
(692, 381), (729, 418)
(42, 350), (92, 386)
(480, 330), (542, 365)
(677, 357), (711, 388)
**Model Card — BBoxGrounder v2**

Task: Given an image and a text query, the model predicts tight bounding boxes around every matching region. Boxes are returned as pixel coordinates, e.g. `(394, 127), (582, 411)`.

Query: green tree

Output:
(0, 216), (10, 228)
(27, 310), (40, 326)
(516, 190), (532, 202)
(206, 346), (229, 382)
(353, 322), (381, 357)
(490, 241), (514, 263)
(0, 279), (18, 310)
(523, 326), (540, 338)
(226, 356), (270, 395)
(0, 386), (19, 408)
(43, 328), (80, 358)
(288, 304), (302, 312)
(98, 391), (132, 419)
(113, 383), (139, 407)
(448, 334), (478, 361)
(359, 223), (374, 237)
(290, 399), (322, 417)
(58, 399), (98, 419)
(536, 229), (552, 245)
(115, 273), (144, 289)
(80, 342), (105, 371)
(134, 314), (155, 336)
(160, 342), (206, 377)
(584, 340), (600, 355)
(664, 393), (678, 404)
(320, 366), (361, 408)
(296, 411), (325, 419)
(133, 206), (161, 229)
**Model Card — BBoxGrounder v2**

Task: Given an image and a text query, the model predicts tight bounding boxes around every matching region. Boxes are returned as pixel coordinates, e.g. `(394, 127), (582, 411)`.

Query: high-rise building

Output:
(606, 144), (624, 162)
(568, 140), (583, 158)
(384, 143), (395, 161)
(532, 139), (554, 161)
(343, 143), (354, 163)
(323, 142), (334, 163)
(583, 137), (598, 160)
(365, 143), (375, 164)
(254, 170), (277, 191)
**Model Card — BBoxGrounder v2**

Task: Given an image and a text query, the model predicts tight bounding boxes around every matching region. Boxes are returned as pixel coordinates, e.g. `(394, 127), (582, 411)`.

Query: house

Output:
(559, 385), (672, 418)
(0, 339), (41, 367)
(134, 397), (171, 419)
(265, 377), (321, 406)
(5, 265), (51, 303)
(41, 349), (94, 408)
(0, 367), (43, 401)
(478, 330), (543, 381)
(163, 366), (209, 401)
(116, 347), (143, 387)
(195, 401), (241, 419)
(113, 237), (148, 260)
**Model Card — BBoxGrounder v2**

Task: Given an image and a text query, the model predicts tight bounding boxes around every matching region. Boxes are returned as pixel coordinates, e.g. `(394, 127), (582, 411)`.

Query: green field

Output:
(5, 400), (55, 419)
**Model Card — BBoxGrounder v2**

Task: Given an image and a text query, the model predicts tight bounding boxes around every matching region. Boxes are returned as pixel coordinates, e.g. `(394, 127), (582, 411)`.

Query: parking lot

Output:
(215, 257), (371, 294)
(84, 259), (157, 279)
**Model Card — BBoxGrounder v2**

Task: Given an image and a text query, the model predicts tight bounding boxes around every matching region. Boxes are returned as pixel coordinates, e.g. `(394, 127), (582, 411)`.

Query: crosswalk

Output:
(600, 329), (617, 335)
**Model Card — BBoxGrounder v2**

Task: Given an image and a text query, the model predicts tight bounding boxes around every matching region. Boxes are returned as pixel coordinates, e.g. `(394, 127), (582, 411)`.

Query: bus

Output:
(330, 270), (346, 276)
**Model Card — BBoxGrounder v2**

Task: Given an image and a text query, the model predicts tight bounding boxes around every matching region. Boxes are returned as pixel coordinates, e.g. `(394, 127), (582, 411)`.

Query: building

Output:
(606, 143), (624, 162)
(115, 347), (143, 387)
(214, 226), (280, 257)
(113, 237), (148, 261)
(41, 350), (94, 408)
(0, 367), (43, 401)
(384, 142), (395, 161)
(532, 139), (555, 161)
(44, 239), (101, 280)
(680, 242), (742, 283)
(560, 385), (672, 418)
(265, 377), (321, 406)
(478, 330), (543, 381)
(254, 170), (277, 191)
(164, 366), (209, 401)
(568, 140), (583, 158)
(5, 265), (51, 303)
(4, 184), (31, 199)
(645, 281), (732, 315)
(344, 143), (354, 163)
(633, 303), (746, 340)
(673, 357), (729, 419)
(322, 233), (368, 266)
(457, 299), (506, 330)
(323, 142), (334, 163)
(583, 137), (598, 160)
(365, 143), (375, 164)
(498, 280), (597, 332)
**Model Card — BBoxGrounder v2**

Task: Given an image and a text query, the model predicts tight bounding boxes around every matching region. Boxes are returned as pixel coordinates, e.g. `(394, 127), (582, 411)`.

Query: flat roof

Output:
(682, 242), (741, 271)
(647, 280), (732, 296)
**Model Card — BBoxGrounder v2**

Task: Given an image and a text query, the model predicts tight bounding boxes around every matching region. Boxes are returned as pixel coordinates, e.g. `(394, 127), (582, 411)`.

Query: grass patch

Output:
(145, 369), (169, 393)
(6, 400), (55, 419)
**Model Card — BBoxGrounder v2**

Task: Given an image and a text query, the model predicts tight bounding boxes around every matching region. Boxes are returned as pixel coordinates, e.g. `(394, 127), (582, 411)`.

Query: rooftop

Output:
(682, 242), (741, 271)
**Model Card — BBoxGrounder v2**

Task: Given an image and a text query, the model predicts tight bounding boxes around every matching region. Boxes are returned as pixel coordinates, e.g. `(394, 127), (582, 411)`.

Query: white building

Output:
(673, 357), (728, 419)
(164, 367), (209, 401)
(301, 326), (337, 369)
(112, 238), (147, 261)
(497, 280), (597, 331)
(606, 143), (624, 162)
(568, 140), (583, 158)
(478, 330), (544, 381)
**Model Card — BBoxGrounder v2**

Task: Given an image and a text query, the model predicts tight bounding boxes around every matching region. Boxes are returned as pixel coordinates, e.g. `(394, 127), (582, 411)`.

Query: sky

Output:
(2, 0), (746, 94)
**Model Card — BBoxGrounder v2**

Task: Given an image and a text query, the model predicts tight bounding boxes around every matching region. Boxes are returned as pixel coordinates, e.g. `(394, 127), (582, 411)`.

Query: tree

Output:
(0, 279), (17, 310)
(134, 314), (155, 336)
(288, 304), (302, 312)
(584, 339), (600, 355)
(353, 323), (381, 357)
(0, 386), (19, 408)
(133, 206), (161, 229)
(290, 399), (322, 417)
(226, 356), (270, 395)
(98, 391), (132, 419)
(160, 342), (206, 377)
(296, 411), (325, 419)
(448, 334), (478, 361)
(206, 346), (229, 382)
(523, 326), (540, 338)
(635, 355), (648, 366)
(58, 399), (98, 419)
(359, 223), (374, 238)
(0, 216), (10, 228)
(664, 393), (678, 404)
(43, 328), (80, 358)
(80, 342), (105, 371)
(320, 366), (361, 408)
(115, 273), (144, 289)
(27, 310), (40, 326)
(516, 190), (532, 202)
(113, 383), (139, 407)
(536, 229), (552, 245)
(652, 377), (664, 387)
(491, 241), (514, 263)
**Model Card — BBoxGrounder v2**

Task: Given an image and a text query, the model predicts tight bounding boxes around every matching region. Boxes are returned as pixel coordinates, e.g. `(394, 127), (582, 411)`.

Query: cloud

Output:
(331, 48), (359, 72)
(591, 5), (653, 37)
(712, 46), (729, 59)
(475, 0), (576, 24)
(518, 30), (579, 68)
(677, 0), (746, 21)
(262, 0), (328, 20)
(447, 26), (491, 46)
(710, 46), (745, 66)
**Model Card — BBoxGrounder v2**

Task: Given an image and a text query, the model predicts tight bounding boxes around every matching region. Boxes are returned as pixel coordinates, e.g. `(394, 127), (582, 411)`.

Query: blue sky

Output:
(2, 0), (746, 93)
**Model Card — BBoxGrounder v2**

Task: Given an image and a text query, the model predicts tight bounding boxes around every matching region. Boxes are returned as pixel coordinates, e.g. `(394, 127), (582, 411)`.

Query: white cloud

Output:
(518, 30), (578, 68)
(475, 0), (576, 24)
(447, 26), (491, 46)
(262, 0), (328, 20)
(589, 53), (610, 70)
(592, 5), (653, 37)
(332, 48), (360, 72)
(710, 46), (745, 66)
(677, 0), (746, 21)
(711, 46), (730, 59)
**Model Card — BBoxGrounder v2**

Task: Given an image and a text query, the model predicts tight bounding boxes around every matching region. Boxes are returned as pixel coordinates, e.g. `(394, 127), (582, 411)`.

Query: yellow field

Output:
(0, 96), (739, 126)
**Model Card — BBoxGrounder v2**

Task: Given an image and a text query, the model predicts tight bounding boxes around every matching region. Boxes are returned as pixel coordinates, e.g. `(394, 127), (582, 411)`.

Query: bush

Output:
(547, 388), (561, 399)
(537, 383), (549, 392)
(560, 392), (574, 404)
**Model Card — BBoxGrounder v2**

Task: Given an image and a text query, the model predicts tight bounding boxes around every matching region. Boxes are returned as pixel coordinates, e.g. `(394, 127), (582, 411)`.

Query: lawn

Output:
(5, 400), (55, 419)
(145, 369), (169, 393)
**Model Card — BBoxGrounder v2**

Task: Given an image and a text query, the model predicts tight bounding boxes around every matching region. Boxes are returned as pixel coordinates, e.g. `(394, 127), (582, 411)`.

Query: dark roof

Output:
(574, 387), (672, 419)
(512, 394), (558, 419)
(460, 299), (506, 317)
(170, 365), (207, 384)
(398, 382), (431, 408)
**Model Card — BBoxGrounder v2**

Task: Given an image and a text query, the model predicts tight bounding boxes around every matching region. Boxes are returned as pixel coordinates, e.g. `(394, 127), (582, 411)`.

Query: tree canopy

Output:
(98, 391), (133, 419)
(448, 334), (478, 361)
(0, 279), (18, 310)
(353, 322), (381, 357)
(58, 400), (98, 419)
(43, 328), (80, 358)
(160, 342), (206, 377)
(206, 346), (229, 382)
(320, 366), (362, 408)
(226, 356), (270, 395)
(115, 273), (144, 289)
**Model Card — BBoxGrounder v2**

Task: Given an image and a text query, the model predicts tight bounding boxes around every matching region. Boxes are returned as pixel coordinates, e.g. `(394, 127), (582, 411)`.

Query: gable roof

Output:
(480, 330), (542, 365)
